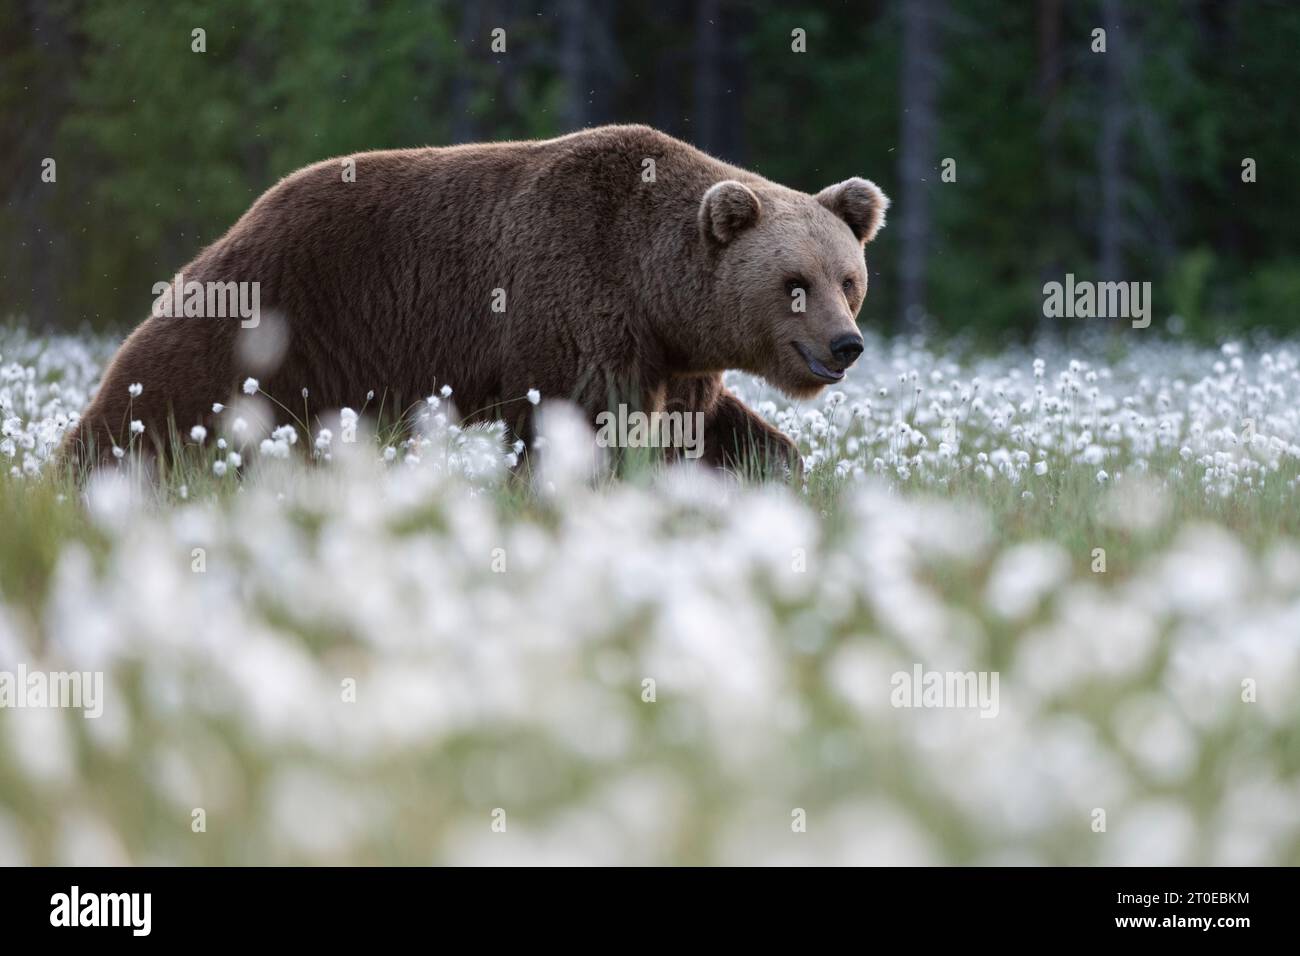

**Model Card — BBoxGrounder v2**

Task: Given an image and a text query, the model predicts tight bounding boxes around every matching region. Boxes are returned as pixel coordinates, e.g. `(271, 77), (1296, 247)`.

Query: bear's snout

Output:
(829, 333), (865, 368)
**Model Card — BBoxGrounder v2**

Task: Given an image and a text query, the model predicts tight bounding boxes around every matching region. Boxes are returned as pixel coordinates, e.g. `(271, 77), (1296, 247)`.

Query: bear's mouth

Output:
(791, 342), (845, 383)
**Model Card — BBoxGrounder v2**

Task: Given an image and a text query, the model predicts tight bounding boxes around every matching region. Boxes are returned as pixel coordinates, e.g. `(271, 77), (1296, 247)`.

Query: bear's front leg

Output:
(702, 390), (803, 481)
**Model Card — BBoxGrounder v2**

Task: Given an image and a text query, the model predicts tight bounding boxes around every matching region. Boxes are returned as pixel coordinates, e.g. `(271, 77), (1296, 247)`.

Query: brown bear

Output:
(64, 124), (887, 475)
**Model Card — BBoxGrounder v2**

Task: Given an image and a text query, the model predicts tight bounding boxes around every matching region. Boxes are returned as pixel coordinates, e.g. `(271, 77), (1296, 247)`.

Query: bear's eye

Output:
(842, 277), (855, 294)
(784, 278), (807, 298)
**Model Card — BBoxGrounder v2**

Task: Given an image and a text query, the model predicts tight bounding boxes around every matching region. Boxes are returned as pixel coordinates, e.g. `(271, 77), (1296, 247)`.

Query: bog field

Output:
(1, 325), (1298, 865)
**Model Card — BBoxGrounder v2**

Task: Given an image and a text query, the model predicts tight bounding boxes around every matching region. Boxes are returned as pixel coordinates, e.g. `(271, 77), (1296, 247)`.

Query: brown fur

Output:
(64, 124), (888, 475)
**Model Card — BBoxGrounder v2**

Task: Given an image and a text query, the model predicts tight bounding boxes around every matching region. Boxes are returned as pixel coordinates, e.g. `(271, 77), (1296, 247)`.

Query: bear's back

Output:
(172, 126), (756, 418)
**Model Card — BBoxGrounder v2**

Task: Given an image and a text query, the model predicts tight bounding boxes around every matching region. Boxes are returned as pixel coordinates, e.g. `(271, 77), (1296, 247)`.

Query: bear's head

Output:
(698, 177), (888, 398)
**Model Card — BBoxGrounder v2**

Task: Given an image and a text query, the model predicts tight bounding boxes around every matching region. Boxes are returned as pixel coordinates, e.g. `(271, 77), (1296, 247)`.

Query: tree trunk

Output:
(14, 0), (75, 326)
(1097, 0), (1126, 280)
(450, 2), (481, 143)
(651, 1), (686, 138)
(897, 0), (944, 331)
(561, 0), (589, 130)
(1038, 0), (1064, 335)
(694, 0), (722, 155)
(721, 1), (749, 166)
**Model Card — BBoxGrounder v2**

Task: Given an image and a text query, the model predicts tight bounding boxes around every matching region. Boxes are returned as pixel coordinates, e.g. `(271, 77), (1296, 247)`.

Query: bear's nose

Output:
(830, 333), (865, 367)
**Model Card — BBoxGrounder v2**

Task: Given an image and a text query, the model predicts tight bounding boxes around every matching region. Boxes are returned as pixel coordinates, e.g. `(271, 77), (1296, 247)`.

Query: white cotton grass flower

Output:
(440, 385), (453, 398)
(242, 378), (259, 395)
(127, 383), (143, 398)
(189, 425), (207, 444)
(534, 400), (603, 495)
(6, 325), (1300, 864)
(985, 541), (1070, 619)
(259, 436), (291, 460)
(1099, 477), (1170, 532)
(129, 420), (144, 435)
(212, 403), (225, 414)
(527, 388), (541, 406)
(82, 469), (140, 535)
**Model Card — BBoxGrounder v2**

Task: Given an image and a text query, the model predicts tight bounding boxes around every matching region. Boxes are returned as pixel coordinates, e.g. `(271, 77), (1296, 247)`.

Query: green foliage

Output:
(1244, 260), (1300, 331)
(1, 0), (1298, 339)
(1166, 247), (1215, 332)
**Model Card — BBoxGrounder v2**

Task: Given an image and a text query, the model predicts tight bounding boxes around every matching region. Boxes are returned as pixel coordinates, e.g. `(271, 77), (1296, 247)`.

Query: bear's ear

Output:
(816, 178), (889, 244)
(699, 180), (762, 244)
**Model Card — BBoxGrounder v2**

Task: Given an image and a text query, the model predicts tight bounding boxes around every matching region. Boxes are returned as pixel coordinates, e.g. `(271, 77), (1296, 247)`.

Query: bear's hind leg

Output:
(61, 319), (229, 474)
